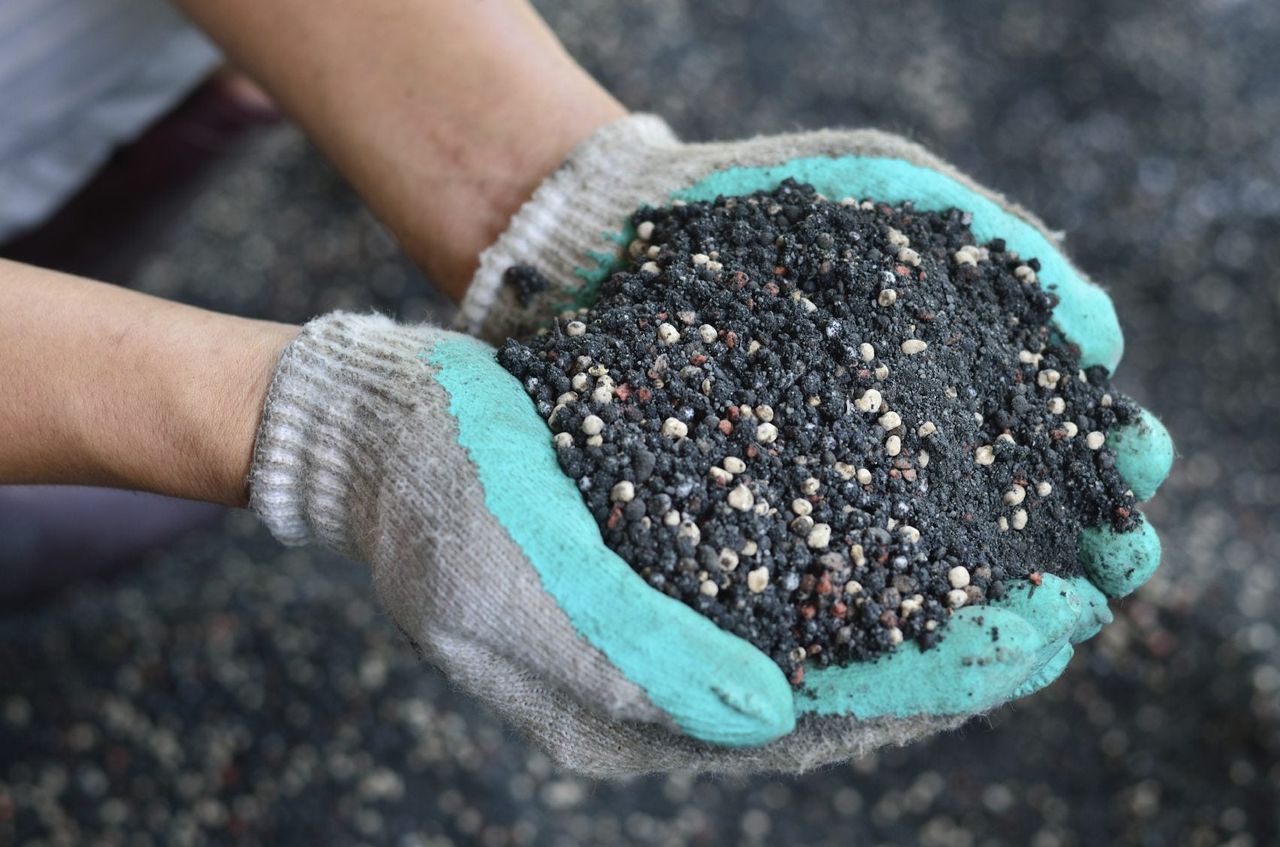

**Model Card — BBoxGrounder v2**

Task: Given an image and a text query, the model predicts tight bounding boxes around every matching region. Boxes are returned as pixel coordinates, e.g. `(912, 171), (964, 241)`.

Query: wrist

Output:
(193, 319), (298, 507)
(0, 261), (297, 506)
(83, 313), (297, 508)
(388, 76), (628, 301)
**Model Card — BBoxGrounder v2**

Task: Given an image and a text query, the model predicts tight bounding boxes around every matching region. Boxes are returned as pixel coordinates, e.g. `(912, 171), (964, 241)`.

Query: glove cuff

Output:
(248, 311), (444, 556)
(458, 113), (680, 342)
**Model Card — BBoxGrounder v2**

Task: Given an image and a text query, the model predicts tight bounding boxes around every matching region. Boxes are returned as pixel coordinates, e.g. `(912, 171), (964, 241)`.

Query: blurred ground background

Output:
(2, 0), (1279, 844)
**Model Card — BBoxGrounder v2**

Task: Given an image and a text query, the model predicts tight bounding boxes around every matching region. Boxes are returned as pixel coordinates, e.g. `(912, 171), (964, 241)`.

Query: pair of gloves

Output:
(249, 115), (1175, 776)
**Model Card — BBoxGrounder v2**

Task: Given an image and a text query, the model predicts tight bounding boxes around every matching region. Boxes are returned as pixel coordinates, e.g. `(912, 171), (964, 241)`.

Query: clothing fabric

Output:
(0, 0), (220, 241)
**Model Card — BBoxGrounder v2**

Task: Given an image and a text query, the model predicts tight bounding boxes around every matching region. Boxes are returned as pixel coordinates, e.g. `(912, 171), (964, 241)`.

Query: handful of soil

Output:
(497, 180), (1138, 684)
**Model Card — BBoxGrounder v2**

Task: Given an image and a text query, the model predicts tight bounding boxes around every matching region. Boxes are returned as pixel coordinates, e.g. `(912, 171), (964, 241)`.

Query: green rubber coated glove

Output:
(249, 314), (796, 778)
(438, 114), (1177, 773)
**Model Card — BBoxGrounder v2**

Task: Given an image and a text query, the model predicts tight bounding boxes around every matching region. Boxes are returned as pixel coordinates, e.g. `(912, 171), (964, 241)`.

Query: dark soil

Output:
(499, 180), (1138, 683)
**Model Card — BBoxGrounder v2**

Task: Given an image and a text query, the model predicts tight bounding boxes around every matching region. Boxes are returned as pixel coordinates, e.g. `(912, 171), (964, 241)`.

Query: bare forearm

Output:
(0, 260), (296, 505)
(173, 0), (626, 298)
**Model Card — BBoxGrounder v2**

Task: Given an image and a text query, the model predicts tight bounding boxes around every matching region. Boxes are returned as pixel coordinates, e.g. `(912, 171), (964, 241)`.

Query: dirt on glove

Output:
(498, 180), (1139, 684)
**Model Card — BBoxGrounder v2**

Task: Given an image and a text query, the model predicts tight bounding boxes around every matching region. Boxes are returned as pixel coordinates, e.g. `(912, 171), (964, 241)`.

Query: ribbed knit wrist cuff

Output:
(249, 312), (444, 556)
(459, 113), (681, 341)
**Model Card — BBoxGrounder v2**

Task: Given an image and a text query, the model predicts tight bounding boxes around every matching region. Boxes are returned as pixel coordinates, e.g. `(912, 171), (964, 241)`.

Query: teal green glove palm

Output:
(445, 115), (1175, 773)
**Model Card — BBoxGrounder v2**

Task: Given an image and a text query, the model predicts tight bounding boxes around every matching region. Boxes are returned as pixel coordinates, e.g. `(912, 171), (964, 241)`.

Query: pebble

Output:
(855, 467), (873, 485)
(859, 342), (876, 362)
(1086, 431), (1107, 450)
(885, 435), (902, 456)
(698, 324), (717, 343)
(566, 320), (587, 336)
(948, 566), (971, 589)
(636, 220), (655, 240)
(657, 322), (681, 344)
(699, 579), (719, 597)
(640, 261), (660, 274)
(878, 289), (898, 307)
(917, 421), (937, 437)
(610, 481), (635, 502)
(727, 485), (755, 511)
(901, 339), (928, 355)
(791, 498), (813, 516)
(661, 417), (688, 438)
(1037, 369), (1062, 389)
(975, 445), (996, 465)
(947, 589), (969, 607)
(1048, 397), (1066, 414)
(807, 524), (832, 549)
(856, 388), (883, 413)
(722, 456), (747, 474)
(878, 411), (903, 430)
(581, 415), (604, 436)
(755, 422), (779, 443)
(1011, 509), (1028, 530)
(746, 567), (770, 594)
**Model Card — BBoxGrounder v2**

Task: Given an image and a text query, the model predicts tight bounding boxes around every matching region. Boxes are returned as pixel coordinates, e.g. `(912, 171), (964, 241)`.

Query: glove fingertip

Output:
(1110, 408), (1175, 502)
(1080, 520), (1162, 598)
(1011, 643), (1075, 700)
(1048, 273), (1125, 372)
(1065, 577), (1114, 643)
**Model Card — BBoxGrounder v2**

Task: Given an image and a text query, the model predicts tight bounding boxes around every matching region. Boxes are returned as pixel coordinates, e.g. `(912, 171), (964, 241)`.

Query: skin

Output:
(0, 0), (622, 505)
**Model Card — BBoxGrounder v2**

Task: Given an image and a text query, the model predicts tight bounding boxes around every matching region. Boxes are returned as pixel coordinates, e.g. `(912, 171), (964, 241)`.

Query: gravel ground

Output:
(3, 1), (1279, 844)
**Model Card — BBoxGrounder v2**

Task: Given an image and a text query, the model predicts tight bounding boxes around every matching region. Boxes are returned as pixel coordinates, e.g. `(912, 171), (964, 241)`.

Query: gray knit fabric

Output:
(249, 313), (970, 777)
(459, 114), (1070, 344)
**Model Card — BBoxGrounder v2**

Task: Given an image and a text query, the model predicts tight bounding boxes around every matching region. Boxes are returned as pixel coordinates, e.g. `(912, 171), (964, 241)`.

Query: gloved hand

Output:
(423, 114), (1175, 772)
(249, 313), (798, 771)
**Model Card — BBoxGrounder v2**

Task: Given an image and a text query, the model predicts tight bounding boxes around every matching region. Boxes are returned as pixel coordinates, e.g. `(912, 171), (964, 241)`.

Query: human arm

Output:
(169, 0), (626, 299)
(0, 259), (295, 505)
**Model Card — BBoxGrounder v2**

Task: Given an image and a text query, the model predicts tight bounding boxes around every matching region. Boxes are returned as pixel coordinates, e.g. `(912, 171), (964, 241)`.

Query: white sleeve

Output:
(0, 0), (220, 241)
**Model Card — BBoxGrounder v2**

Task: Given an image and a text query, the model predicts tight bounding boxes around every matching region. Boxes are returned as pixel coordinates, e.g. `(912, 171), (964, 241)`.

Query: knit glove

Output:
(249, 309), (1168, 777)
(438, 114), (1176, 770)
